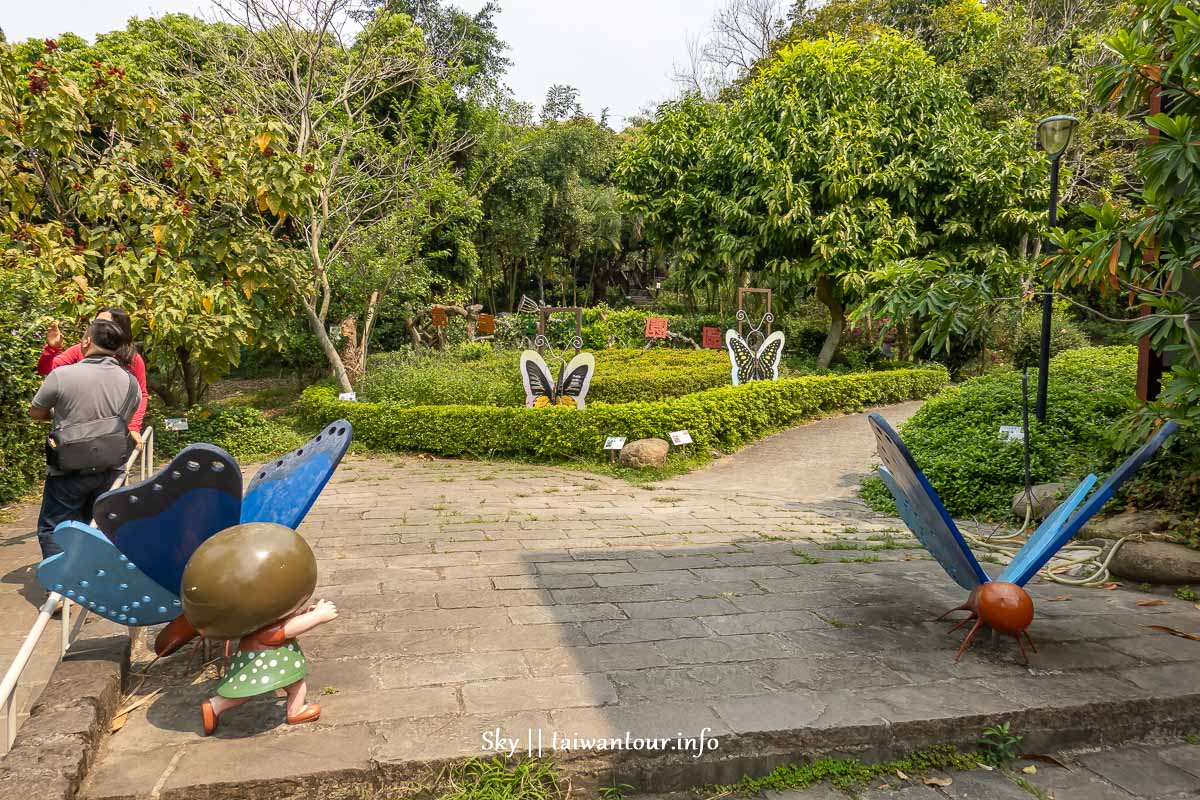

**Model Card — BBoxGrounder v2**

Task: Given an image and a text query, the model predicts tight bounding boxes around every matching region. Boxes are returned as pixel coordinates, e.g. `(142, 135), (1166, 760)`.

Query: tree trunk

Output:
(405, 316), (423, 352)
(301, 300), (353, 393)
(176, 346), (202, 407)
(814, 274), (845, 370)
(147, 377), (180, 409)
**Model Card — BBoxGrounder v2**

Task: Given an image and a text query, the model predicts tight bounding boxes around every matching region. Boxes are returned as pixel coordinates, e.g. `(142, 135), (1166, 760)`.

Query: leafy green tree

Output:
(620, 33), (1040, 366)
(1050, 0), (1200, 437)
(0, 36), (314, 405)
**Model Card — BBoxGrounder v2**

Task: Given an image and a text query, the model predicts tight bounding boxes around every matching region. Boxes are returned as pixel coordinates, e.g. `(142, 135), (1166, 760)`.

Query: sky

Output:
(2, 0), (732, 126)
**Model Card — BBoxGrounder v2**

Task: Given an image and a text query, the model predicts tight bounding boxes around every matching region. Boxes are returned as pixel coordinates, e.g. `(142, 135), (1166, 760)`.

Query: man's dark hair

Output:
(87, 319), (128, 355)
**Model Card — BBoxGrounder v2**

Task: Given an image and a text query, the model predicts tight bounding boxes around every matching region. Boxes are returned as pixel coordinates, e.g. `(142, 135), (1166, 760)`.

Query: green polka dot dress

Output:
(217, 643), (308, 699)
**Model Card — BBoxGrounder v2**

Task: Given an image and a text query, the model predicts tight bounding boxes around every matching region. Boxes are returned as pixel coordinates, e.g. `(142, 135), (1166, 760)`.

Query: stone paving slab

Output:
(43, 403), (1200, 798)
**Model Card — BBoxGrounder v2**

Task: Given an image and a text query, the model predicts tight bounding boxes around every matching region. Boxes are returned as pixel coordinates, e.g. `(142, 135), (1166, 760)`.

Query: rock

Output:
(1080, 510), (1176, 540)
(1011, 483), (1068, 522)
(619, 438), (669, 469)
(1110, 541), (1200, 585)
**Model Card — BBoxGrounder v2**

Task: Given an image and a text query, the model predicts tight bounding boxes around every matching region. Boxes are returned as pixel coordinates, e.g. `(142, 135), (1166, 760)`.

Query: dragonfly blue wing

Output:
(869, 413), (989, 589)
(1000, 421), (1178, 587)
(38, 521), (181, 626)
(241, 420), (353, 529)
(996, 474), (1097, 585)
(94, 444), (242, 596)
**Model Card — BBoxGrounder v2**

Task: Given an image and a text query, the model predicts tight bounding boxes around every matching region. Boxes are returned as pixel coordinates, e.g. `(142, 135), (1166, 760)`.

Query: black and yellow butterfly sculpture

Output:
(725, 329), (786, 386)
(520, 349), (596, 409)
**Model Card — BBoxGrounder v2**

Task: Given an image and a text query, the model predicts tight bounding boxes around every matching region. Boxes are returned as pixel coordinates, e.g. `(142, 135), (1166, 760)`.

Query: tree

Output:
(1049, 0), (1200, 437)
(622, 34), (1041, 367)
(673, 0), (789, 97)
(164, 0), (473, 392)
(0, 36), (314, 405)
(542, 84), (583, 122)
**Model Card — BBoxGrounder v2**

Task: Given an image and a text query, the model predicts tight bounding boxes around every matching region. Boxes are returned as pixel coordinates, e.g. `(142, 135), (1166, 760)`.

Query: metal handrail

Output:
(0, 427), (154, 754)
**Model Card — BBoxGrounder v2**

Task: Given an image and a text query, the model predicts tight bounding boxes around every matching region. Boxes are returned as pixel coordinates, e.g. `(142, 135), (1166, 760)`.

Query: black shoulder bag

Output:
(46, 366), (139, 474)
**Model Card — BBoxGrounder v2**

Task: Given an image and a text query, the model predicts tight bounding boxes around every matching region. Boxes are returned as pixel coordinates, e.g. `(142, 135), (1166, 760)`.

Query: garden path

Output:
(2, 399), (1193, 799)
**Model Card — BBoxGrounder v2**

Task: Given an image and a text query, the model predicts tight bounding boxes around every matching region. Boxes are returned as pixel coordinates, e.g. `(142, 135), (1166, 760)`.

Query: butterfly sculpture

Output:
(38, 420), (352, 642)
(725, 329), (786, 386)
(520, 349), (595, 409)
(869, 412), (1178, 662)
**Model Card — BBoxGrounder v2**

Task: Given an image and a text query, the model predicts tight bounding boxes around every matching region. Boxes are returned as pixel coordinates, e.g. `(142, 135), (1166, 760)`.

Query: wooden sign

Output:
(431, 306), (448, 327)
(644, 316), (668, 339)
(477, 313), (496, 335)
(701, 326), (722, 349)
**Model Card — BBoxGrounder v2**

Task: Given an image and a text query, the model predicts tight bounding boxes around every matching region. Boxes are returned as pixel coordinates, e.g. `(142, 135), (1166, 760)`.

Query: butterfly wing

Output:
(38, 521), (181, 626)
(725, 330), (755, 386)
(93, 443), (242, 595)
(557, 352), (595, 410)
(869, 413), (989, 589)
(520, 349), (556, 407)
(241, 420), (353, 529)
(999, 420), (1179, 587)
(754, 331), (786, 381)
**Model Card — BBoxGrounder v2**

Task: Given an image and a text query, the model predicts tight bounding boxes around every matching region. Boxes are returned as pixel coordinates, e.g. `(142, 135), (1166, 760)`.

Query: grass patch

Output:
(792, 549), (824, 564)
(435, 758), (565, 800)
(706, 745), (981, 795)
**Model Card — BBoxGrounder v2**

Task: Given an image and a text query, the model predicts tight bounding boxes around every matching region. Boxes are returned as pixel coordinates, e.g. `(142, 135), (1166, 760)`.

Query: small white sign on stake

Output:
(165, 417), (189, 431)
(338, 392), (357, 402)
(998, 425), (1024, 442)
(669, 430), (693, 446)
(603, 435), (627, 451)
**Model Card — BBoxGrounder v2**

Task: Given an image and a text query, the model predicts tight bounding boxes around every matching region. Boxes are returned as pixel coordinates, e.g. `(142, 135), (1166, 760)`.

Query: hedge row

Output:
(358, 348), (738, 407)
(299, 366), (950, 458)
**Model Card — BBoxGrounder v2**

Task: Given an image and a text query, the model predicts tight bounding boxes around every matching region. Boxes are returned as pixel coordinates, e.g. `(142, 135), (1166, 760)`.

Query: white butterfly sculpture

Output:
(725, 329), (786, 386)
(519, 350), (596, 410)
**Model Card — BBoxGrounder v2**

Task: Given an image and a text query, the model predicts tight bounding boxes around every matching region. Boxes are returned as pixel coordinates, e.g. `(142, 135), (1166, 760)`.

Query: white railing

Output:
(0, 428), (154, 754)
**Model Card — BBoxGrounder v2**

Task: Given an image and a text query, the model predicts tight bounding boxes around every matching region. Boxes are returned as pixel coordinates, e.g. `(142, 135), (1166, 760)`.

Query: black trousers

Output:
(36, 471), (121, 560)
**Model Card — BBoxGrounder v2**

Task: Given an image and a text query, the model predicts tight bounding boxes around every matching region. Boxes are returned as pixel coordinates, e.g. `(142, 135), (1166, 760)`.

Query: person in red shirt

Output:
(38, 308), (147, 447)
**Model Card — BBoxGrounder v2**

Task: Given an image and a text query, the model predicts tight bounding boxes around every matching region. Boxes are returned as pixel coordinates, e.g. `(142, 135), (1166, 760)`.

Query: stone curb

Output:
(0, 622), (129, 800)
(110, 689), (1200, 799)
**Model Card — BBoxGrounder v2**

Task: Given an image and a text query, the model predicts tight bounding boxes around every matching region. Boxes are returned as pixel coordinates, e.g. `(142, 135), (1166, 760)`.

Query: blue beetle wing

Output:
(869, 413), (989, 589)
(94, 443), (242, 595)
(241, 420), (353, 529)
(38, 521), (181, 626)
(1000, 421), (1178, 587)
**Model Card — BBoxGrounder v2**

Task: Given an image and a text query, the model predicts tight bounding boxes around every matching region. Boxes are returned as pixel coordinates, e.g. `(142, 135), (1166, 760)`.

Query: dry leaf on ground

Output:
(923, 776), (953, 787)
(1049, 595), (1071, 602)
(1137, 599), (1166, 607)
(1145, 625), (1200, 641)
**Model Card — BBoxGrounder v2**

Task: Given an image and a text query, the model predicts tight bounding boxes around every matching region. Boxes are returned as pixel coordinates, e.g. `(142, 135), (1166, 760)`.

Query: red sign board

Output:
(431, 306), (448, 327)
(644, 316), (668, 339)
(701, 326), (722, 349)
(477, 313), (496, 335)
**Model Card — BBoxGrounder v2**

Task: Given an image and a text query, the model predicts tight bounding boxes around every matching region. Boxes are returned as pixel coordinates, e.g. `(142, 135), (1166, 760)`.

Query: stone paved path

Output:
(4, 400), (1187, 799)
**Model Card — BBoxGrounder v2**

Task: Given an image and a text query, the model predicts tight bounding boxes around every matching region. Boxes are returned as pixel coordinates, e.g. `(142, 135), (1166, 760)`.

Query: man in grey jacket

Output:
(29, 319), (140, 560)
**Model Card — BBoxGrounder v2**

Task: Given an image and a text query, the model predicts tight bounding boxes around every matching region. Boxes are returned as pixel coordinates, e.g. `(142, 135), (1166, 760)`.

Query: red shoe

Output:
(286, 704), (320, 725)
(201, 700), (219, 736)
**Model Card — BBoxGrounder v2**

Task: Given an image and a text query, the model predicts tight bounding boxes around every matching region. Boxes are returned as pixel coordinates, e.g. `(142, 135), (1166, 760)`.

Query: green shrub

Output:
(299, 366), (949, 459)
(1010, 311), (1090, 368)
(0, 270), (52, 504)
(148, 404), (304, 463)
(863, 346), (1140, 517)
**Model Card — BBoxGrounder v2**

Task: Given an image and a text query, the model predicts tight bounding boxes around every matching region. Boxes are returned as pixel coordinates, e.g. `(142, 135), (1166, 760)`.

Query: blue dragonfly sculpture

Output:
(37, 420), (352, 654)
(868, 413), (1178, 662)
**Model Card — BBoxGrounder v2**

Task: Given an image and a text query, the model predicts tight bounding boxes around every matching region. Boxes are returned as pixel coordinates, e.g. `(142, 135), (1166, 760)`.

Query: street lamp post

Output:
(1034, 114), (1079, 422)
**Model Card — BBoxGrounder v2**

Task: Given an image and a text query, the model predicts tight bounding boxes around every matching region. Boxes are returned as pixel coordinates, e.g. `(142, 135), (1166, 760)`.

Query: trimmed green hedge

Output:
(861, 346), (1140, 517)
(148, 404), (304, 462)
(358, 348), (739, 406)
(300, 366), (949, 458)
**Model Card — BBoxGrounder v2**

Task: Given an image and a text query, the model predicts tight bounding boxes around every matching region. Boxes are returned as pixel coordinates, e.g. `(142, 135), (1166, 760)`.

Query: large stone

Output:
(1011, 482), (1068, 521)
(1110, 540), (1200, 584)
(619, 437), (669, 468)
(1081, 510), (1176, 540)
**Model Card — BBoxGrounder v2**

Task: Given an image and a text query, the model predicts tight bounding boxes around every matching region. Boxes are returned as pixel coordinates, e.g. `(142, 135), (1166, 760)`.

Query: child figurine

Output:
(153, 520), (336, 736)
(201, 598), (338, 735)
